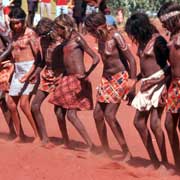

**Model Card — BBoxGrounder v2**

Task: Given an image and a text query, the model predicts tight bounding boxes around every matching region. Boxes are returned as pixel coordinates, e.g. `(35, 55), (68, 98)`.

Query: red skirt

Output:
(38, 67), (60, 93)
(0, 60), (14, 91)
(97, 71), (129, 103)
(49, 75), (93, 110)
(166, 78), (180, 113)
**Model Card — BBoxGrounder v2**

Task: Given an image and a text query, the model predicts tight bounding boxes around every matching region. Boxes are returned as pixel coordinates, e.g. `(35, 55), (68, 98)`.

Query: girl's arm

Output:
(0, 32), (12, 62)
(76, 35), (100, 79)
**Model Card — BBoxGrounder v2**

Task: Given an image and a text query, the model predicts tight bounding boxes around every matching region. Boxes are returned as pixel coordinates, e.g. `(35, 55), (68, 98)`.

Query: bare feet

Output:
(41, 141), (55, 149)
(157, 163), (176, 176)
(33, 137), (41, 144)
(12, 136), (24, 143)
(64, 142), (75, 150)
(121, 152), (132, 163)
(8, 132), (17, 140)
(89, 144), (102, 155)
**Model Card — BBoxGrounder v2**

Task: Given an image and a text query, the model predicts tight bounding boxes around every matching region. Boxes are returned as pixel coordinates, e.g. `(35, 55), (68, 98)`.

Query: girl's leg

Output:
(0, 97), (16, 138)
(19, 95), (40, 141)
(150, 107), (168, 163)
(134, 110), (159, 165)
(104, 103), (131, 160)
(165, 112), (180, 167)
(6, 95), (24, 142)
(31, 90), (49, 144)
(66, 109), (95, 151)
(93, 102), (109, 153)
(54, 106), (69, 146)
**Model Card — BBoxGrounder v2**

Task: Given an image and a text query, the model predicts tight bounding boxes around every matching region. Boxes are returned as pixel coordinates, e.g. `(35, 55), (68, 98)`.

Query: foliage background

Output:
(107, 0), (180, 15)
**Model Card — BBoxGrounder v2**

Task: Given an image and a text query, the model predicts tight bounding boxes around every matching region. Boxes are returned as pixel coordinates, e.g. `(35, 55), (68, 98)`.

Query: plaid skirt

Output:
(38, 67), (60, 93)
(0, 60), (14, 91)
(49, 75), (93, 110)
(96, 71), (129, 103)
(167, 78), (180, 113)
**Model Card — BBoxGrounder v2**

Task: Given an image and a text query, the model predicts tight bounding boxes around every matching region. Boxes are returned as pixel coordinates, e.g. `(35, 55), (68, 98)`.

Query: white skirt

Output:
(132, 69), (165, 111)
(9, 61), (35, 96)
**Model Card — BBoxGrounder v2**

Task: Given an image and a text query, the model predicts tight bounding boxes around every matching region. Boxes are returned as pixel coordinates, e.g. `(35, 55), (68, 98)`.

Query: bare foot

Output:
(41, 141), (55, 149)
(12, 136), (24, 143)
(121, 152), (132, 163)
(64, 143), (75, 150)
(157, 164), (176, 176)
(8, 132), (17, 140)
(146, 163), (158, 171)
(33, 137), (41, 144)
(89, 144), (102, 155)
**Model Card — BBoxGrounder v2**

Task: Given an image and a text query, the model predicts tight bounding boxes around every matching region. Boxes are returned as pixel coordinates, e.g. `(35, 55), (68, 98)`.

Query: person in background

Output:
(0, 1), (5, 26)
(73, 0), (86, 33)
(39, 0), (51, 18)
(12, 0), (22, 8)
(84, 0), (98, 16)
(116, 8), (124, 25)
(27, 0), (39, 27)
(98, 0), (106, 14)
(2, 0), (14, 29)
(104, 7), (117, 27)
(56, 0), (68, 17)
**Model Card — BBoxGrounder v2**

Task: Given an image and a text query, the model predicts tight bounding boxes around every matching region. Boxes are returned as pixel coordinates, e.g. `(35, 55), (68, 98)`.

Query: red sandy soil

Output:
(0, 23), (179, 180)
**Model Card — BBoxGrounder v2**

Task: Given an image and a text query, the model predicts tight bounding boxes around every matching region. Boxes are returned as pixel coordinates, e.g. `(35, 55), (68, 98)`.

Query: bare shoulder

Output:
(25, 27), (38, 38)
(73, 31), (85, 43)
(112, 30), (128, 51)
(172, 33), (180, 48)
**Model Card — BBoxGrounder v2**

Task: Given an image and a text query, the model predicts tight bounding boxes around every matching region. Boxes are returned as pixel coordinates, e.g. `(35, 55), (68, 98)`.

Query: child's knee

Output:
(165, 118), (173, 132)
(7, 99), (17, 112)
(67, 110), (74, 121)
(31, 101), (40, 113)
(19, 99), (29, 112)
(54, 108), (64, 120)
(104, 111), (115, 123)
(134, 118), (145, 132)
(93, 109), (103, 122)
(150, 118), (161, 132)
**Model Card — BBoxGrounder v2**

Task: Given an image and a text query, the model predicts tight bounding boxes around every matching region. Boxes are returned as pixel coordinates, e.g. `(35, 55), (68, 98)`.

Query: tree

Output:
(107, 0), (178, 16)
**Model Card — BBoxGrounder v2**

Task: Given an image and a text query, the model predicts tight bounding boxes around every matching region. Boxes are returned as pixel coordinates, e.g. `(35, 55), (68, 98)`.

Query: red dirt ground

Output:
(0, 22), (179, 180)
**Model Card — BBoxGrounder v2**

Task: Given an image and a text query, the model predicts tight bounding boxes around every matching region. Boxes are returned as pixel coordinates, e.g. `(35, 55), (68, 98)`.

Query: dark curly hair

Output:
(9, 7), (26, 20)
(157, 2), (180, 35)
(84, 12), (106, 34)
(54, 14), (75, 29)
(35, 17), (53, 36)
(125, 12), (158, 46)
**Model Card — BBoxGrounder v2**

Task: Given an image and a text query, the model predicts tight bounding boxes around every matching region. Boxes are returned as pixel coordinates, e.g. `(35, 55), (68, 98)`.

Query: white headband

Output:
(160, 11), (180, 22)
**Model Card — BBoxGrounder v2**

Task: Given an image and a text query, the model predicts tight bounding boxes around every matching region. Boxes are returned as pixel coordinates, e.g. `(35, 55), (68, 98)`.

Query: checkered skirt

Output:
(96, 71), (129, 103)
(49, 75), (93, 110)
(167, 78), (180, 113)
(0, 60), (14, 91)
